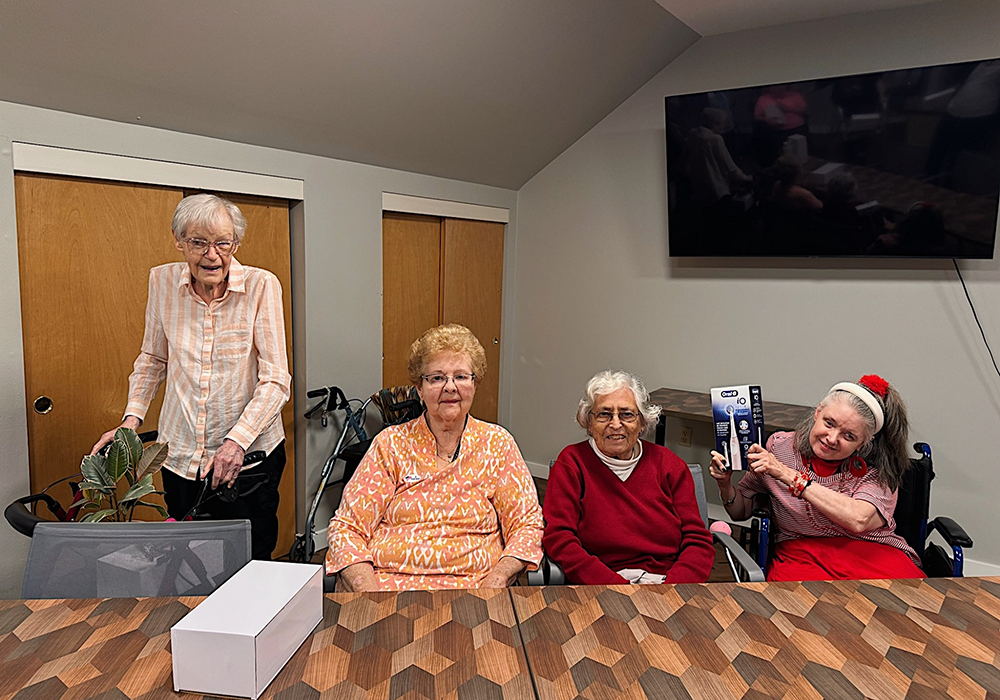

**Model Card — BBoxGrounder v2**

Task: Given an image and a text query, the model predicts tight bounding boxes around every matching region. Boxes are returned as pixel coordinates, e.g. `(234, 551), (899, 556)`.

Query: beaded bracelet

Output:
(789, 472), (812, 498)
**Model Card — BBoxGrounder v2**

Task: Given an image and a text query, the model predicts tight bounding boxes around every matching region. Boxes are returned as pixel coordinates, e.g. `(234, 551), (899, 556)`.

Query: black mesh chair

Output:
(22, 520), (251, 598)
(745, 442), (972, 578)
(528, 463), (764, 585)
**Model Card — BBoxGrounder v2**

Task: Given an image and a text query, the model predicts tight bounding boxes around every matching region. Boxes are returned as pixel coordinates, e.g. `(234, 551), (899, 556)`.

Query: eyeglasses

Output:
(589, 410), (640, 424)
(184, 238), (237, 255)
(421, 373), (475, 388)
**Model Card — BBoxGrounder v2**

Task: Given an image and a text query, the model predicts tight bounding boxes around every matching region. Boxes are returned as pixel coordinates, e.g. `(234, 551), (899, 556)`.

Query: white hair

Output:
(171, 194), (247, 243)
(575, 370), (661, 433)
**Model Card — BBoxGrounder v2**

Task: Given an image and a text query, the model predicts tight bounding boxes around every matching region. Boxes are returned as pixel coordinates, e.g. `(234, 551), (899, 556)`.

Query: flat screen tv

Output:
(666, 59), (1000, 258)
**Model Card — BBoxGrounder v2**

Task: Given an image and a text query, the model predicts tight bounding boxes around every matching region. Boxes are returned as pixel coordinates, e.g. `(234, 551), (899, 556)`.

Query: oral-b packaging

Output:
(711, 385), (765, 471)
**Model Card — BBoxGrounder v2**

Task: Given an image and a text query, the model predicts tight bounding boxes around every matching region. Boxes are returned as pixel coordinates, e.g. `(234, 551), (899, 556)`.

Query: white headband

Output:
(827, 382), (884, 433)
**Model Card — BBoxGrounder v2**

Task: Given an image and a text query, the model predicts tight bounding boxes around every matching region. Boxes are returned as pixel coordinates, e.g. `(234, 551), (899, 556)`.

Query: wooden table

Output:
(0, 588), (533, 700)
(649, 387), (814, 447)
(5, 578), (1000, 700)
(511, 577), (1000, 700)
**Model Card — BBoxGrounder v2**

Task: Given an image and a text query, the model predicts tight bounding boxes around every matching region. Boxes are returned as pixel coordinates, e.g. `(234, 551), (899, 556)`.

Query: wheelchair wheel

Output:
(289, 533), (315, 563)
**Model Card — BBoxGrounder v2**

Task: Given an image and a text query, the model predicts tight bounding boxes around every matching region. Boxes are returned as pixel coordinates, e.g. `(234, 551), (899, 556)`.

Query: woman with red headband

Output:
(708, 375), (923, 580)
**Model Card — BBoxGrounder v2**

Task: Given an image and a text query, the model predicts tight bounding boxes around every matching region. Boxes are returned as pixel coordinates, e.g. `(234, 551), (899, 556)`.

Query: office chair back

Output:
(22, 520), (251, 599)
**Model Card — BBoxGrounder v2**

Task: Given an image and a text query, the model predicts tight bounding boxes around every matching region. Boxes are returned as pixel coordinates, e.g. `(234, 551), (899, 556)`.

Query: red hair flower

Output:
(858, 374), (889, 399)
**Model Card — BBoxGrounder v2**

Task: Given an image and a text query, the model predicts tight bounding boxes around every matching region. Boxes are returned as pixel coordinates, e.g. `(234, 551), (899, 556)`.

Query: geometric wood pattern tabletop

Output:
(6, 579), (1000, 700)
(510, 576), (1000, 700)
(0, 588), (533, 700)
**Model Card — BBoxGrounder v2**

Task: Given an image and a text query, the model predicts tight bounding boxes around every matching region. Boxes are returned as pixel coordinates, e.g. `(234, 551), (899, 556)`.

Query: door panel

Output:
(442, 218), (505, 423)
(382, 213), (441, 389)
(16, 174), (182, 511)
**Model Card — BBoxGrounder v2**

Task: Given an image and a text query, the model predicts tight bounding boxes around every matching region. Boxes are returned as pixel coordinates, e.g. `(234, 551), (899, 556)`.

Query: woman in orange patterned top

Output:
(328, 324), (543, 590)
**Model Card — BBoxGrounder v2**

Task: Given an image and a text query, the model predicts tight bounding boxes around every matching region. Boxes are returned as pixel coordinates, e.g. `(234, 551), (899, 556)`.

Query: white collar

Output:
(589, 438), (642, 481)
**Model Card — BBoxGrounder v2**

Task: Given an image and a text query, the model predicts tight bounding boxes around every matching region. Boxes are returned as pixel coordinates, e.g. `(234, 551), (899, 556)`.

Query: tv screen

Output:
(666, 60), (1000, 258)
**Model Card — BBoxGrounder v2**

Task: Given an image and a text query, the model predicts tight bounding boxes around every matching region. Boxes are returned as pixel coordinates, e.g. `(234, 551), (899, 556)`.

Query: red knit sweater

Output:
(542, 441), (715, 585)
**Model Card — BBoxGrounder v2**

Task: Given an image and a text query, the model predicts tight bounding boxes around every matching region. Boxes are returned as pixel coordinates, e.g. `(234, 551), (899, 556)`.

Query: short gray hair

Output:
(171, 194), (247, 243)
(575, 370), (661, 434)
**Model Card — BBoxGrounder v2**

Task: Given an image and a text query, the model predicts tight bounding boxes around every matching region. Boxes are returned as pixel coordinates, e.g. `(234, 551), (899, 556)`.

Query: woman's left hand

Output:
(746, 443), (794, 483)
(481, 556), (525, 588)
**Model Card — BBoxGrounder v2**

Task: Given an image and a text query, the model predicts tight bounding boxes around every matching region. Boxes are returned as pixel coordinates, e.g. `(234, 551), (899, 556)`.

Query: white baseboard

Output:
(526, 461), (551, 479)
(958, 558), (1000, 577)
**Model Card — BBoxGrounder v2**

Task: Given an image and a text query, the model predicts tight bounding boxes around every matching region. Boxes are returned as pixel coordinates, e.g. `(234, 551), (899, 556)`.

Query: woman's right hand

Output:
(90, 416), (142, 455)
(708, 450), (732, 486)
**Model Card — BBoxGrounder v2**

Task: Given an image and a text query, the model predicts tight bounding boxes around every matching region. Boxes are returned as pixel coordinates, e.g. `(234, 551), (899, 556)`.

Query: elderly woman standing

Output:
(328, 324), (542, 590)
(92, 194), (290, 560)
(709, 374), (923, 581)
(543, 371), (714, 585)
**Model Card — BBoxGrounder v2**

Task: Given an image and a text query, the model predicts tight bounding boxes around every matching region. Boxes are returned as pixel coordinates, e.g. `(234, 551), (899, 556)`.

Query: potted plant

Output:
(78, 427), (169, 522)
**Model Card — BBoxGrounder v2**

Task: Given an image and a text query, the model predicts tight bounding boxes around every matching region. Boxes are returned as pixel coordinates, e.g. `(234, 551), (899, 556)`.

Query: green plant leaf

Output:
(121, 474), (156, 503)
(124, 470), (135, 487)
(132, 501), (169, 519)
(80, 501), (101, 512)
(115, 427), (143, 467)
(135, 441), (169, 481)
(82, 509), (116, 523)
(106, 438), (132, 482)
(80, 454), (113, 488)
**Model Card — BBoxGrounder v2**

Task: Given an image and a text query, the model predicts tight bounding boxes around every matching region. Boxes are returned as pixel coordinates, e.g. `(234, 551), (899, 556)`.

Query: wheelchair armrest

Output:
(323, 571), (338, 593)
(5, 494), (60, 537)
(929, 517), (973, 549)
(527, 555), (566, 586)
(713, 531), (765, 583)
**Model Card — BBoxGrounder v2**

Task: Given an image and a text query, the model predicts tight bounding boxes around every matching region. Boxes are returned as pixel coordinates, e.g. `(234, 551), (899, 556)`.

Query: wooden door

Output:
(15, 175), (297, 557)
(442, 219), (504, 422)
(382, 213), (441, 389)
(382, 213), (504, 423)
(16, 174), (181, 512)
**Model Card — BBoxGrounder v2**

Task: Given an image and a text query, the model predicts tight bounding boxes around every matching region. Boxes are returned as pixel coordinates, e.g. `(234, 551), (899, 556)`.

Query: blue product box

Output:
(711, 385), (765, 471)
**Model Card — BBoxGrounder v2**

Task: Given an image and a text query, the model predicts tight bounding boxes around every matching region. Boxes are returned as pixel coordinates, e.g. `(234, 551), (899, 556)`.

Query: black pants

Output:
(162, 442), (286, 561)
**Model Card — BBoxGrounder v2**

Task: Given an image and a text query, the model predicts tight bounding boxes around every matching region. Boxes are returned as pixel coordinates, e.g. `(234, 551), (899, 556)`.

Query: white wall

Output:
(0, 100), (518, 596)
(511, 0), (1000, 569)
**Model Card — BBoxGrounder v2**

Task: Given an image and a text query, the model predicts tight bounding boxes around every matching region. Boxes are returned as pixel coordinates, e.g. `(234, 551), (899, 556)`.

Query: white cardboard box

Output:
(171, 560), (323, 699)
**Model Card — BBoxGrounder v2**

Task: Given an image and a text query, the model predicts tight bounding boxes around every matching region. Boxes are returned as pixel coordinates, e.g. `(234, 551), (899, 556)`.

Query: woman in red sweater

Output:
(542, 371), (715, 585)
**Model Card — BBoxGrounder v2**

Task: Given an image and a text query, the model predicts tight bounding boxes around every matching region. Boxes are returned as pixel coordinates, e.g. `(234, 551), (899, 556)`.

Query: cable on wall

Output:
(953, 258), (1000, 381)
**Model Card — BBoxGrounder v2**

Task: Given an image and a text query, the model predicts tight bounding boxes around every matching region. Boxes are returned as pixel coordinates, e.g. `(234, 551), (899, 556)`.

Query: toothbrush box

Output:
(711, 385), (765, 471)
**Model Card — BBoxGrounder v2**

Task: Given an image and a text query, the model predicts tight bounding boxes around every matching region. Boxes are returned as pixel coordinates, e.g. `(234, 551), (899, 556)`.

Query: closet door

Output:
(382, 212), (504, 423)
(16, 174), (183, 510)
(382, 213), (441, 389)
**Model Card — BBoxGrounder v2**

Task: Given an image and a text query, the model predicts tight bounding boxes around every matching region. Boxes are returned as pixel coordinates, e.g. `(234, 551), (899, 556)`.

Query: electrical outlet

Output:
(679, 425), (693, 447)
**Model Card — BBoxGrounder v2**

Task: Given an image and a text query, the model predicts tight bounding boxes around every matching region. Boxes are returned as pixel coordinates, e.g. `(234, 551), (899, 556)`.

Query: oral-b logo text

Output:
(721, 390), (738, 397)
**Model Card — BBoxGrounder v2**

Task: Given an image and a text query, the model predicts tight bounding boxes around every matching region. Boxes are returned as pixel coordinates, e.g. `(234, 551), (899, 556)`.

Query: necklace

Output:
(437, 441), (461, 462)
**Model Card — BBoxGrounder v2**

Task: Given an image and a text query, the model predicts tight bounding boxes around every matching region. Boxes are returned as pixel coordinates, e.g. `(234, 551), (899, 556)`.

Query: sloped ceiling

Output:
(654, 0), (940, 37)
(0, 0), (944, 188)
(0, 0), (697, 189)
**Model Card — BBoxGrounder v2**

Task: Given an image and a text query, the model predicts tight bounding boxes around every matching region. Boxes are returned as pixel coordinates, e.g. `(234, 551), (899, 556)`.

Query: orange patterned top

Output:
(326, 415), (543, 589)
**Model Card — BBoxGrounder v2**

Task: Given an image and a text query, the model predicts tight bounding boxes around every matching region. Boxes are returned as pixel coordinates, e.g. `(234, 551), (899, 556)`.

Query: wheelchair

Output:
(741, 442), (973, 578)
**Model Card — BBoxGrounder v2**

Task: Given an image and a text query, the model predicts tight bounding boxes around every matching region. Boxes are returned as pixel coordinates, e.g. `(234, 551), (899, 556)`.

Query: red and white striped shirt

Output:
(737, 432), (919, 564)
(125, 259), (291, 479)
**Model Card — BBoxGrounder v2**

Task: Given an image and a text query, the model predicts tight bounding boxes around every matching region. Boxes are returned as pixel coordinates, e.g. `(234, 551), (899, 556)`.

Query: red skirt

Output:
(767, 537), (924, 582)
